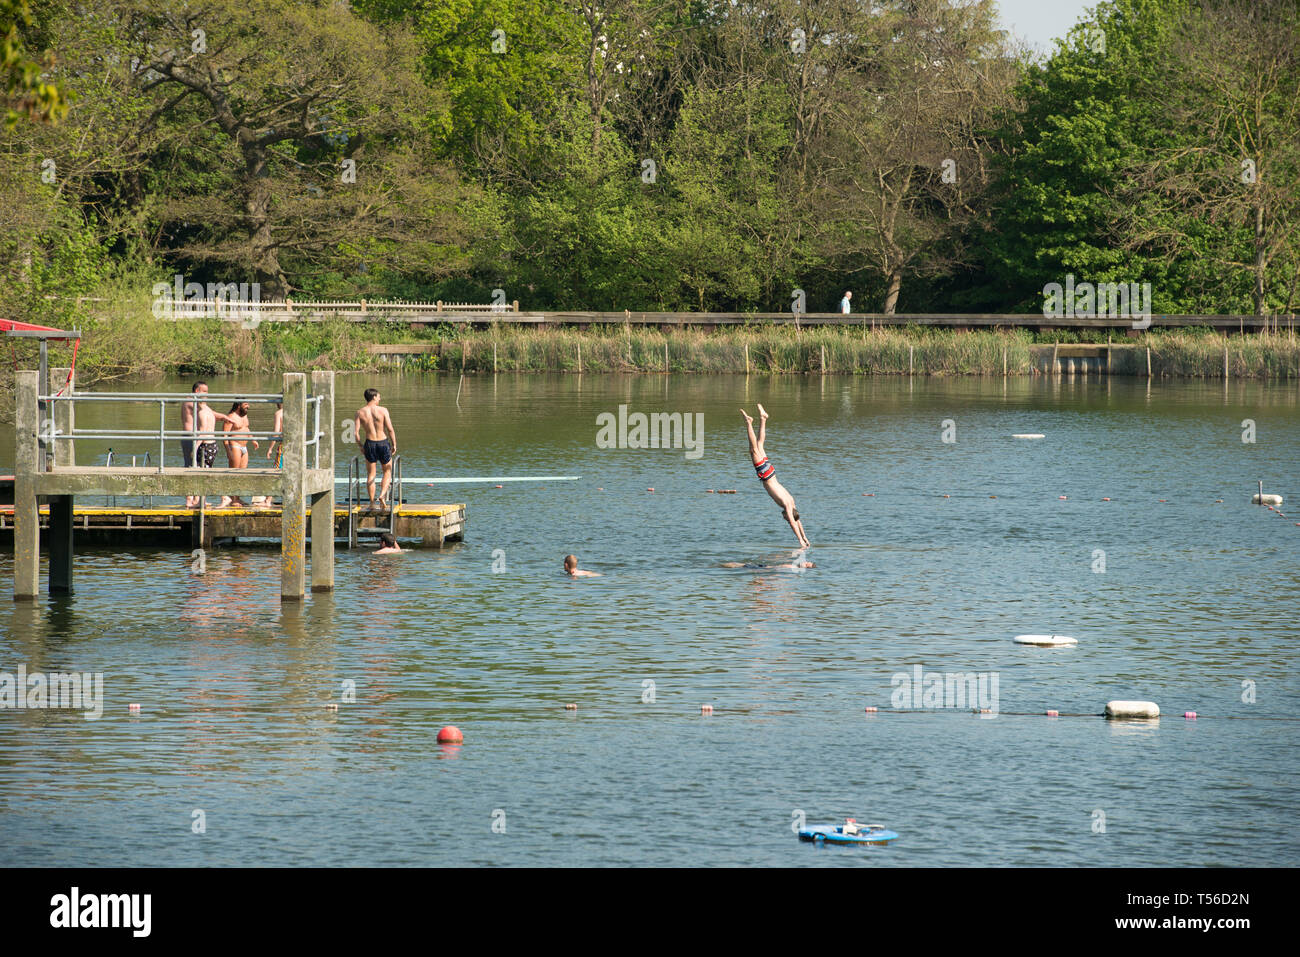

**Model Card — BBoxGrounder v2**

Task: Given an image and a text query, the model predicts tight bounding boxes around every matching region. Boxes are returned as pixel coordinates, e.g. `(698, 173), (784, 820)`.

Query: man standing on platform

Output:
(354, 388), (397, 510)
(840, 290), (852, 314)
(180, 382), (232, 509)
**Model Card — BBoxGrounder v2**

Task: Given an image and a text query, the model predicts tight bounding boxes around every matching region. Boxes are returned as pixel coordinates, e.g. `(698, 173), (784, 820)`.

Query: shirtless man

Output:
(354, 388), (397, 510)
(180, 382), (233, 508)
(563, 554), (601, 578)
(220, 401), (258, 507)
(375, 532), (402, 554)
(741, 403), (811, 549)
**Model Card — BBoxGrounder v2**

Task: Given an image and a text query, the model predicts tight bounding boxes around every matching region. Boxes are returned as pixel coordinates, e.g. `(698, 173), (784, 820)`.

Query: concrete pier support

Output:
(281, 373), (307, 600)
(13, 371), (39, 600)
(309, 371), (335, 592)
(48, 495), (74, 593)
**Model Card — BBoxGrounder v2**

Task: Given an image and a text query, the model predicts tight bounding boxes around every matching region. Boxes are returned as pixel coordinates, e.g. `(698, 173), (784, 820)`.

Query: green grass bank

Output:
(7, 315), (1300, 397)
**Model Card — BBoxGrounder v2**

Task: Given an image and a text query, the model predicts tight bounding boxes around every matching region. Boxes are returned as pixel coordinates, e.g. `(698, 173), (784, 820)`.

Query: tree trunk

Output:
(1253, 203), (1266, 317)
(882, 268), (902, 315)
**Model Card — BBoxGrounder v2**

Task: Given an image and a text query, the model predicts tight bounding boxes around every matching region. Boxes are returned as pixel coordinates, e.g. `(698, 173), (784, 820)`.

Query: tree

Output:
(1119, 0), (1300, 316)
(2, 0), (66, 127)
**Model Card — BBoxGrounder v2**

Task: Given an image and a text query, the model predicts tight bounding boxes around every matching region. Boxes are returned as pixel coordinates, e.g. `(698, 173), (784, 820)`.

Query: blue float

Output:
(798, 821), (898, 845)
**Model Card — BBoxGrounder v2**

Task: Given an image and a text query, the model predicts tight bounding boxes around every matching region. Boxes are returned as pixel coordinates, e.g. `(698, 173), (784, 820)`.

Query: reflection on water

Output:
(1, 375), (1298, 866)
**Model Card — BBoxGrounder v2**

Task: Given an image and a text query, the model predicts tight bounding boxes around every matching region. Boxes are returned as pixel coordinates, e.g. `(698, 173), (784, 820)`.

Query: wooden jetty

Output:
(11, 370), (338, 600)
(0, 503), (466, 549)
(6, 368), (469, 599)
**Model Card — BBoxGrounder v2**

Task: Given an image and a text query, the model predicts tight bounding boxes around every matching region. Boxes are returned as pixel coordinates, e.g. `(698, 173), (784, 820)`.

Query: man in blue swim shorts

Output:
(355, 388), (398, 510)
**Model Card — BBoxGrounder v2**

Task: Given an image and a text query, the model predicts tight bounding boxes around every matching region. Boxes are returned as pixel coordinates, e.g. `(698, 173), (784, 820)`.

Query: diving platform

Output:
(10, 370), (338, 600)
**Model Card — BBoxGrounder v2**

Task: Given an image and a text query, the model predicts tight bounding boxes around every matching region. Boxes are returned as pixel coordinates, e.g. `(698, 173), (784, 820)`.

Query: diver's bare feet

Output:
(740, 408), (753, 424)
(757, 403), (769, 421)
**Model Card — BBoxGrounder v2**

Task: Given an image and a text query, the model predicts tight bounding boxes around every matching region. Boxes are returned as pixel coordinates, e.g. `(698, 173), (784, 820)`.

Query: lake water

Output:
(2, 373), (1298, 866)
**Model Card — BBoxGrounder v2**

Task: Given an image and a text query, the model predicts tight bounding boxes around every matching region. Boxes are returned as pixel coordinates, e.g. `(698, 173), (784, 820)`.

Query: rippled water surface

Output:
(2, 374), (1297, 866)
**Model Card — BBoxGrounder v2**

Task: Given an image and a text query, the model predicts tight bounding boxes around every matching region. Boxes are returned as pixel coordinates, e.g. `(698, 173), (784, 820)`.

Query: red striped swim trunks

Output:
(754, 457), (775, 482)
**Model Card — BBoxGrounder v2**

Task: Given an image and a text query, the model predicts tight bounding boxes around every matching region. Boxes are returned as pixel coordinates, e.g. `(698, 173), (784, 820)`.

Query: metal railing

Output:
(146, 298), (518, 322)
(37, 390), (325, 472)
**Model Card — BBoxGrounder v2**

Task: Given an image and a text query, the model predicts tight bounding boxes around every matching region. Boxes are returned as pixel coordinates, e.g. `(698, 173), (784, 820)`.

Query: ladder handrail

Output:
(389, 455), (402, 536)
(346, 456), (357, 548)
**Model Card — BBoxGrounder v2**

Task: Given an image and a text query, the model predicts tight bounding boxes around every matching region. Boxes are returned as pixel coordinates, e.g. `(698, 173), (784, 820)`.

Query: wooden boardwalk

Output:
(88, 297), (1294, 332)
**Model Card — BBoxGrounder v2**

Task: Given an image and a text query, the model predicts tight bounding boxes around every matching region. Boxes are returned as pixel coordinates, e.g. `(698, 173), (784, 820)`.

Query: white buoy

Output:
(1011, 433), (1045, 439)
(1013, 634), (1078, 646)
(1252, 493), (1283, 506)
(1105, 700), (1160, 719)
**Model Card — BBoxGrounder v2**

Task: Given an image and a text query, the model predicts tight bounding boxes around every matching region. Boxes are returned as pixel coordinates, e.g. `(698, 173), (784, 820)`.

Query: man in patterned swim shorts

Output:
(740, 403), (810, 549)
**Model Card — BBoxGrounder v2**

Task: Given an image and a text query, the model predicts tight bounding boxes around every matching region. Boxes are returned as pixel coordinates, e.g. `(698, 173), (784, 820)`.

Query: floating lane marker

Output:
(1013, 634), (1078, 647)
(1012, 433), (1045, 439)
(1253, 493), (1283, 505)
(335, 475), (581, 485)
(1105, 700), (1160, 719)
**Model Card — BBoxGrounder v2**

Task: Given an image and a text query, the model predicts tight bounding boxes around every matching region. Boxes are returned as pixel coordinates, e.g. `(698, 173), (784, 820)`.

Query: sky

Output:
(995, 0), (1099, 55)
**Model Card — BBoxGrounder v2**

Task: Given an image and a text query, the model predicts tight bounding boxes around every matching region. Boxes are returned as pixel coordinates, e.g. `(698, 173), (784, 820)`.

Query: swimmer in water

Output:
(721, 559), (815, 571)
(564, 554), (601, 577)
(741, 403), (811, 548)
(375, 532), (402, 554)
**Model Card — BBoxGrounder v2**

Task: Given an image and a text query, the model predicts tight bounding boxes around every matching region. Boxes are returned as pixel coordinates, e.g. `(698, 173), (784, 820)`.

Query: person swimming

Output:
(375, 532), (402, 554)
(741, 404), (811, 548)
(720, 559), (815, 571)
(563, 554), (601, 578)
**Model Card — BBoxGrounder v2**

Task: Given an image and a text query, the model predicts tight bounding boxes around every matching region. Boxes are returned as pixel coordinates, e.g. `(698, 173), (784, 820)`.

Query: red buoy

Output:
(437, 725), (463, 744)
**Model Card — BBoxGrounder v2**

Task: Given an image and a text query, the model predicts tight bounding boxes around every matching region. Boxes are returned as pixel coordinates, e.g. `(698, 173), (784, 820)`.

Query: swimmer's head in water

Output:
(379, 532), (397, 548)
(564, 554), (578, 572)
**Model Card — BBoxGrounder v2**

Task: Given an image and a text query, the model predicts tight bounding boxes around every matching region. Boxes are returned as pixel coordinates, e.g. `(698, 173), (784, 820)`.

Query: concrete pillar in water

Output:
(310, 370), (335, 593)
(48, 495), (74, 593)
(13, 371), (40, 600)
(281, 373), (307, 601)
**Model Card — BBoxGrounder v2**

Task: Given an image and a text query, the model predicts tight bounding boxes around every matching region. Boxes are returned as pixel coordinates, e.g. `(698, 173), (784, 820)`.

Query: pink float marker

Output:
(1045, 710), (1059, 717)
(128, 703), (141, 713)
(1184, 711), (1197, 719)
(864, 706), (878, 713)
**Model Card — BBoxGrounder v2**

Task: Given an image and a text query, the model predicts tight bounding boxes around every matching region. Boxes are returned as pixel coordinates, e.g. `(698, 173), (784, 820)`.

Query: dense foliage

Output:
(3, 0), (1298, 326)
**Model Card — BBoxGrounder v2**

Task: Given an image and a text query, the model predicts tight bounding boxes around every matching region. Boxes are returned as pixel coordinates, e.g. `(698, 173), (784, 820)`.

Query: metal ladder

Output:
(104, 449), (153, 508)
(345, 454), (402, 548)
